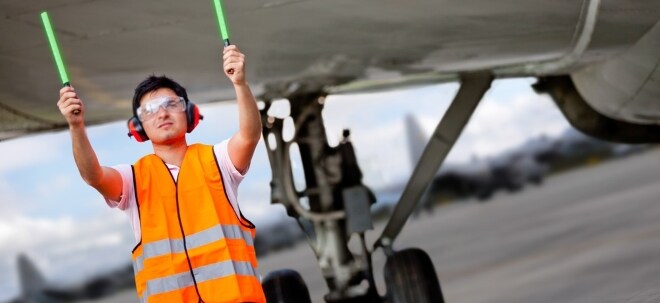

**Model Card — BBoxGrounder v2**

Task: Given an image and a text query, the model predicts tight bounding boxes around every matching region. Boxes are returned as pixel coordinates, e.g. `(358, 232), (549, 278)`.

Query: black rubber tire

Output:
(262, 269), (312, 303)
(384, 248), (444, 303)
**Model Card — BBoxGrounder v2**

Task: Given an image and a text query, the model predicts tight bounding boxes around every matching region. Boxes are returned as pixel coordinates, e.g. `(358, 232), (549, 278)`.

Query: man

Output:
(57, 45), (266, 303)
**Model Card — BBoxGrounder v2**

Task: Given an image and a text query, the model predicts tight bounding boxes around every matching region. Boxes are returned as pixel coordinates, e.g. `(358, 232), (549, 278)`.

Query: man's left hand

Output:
(223, 45), (246, 86)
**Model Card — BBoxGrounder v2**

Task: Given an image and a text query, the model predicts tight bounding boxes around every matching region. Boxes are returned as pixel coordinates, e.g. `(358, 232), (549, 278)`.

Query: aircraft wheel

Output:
(262, 269), (312, 303)
(384, 248), (444, 303)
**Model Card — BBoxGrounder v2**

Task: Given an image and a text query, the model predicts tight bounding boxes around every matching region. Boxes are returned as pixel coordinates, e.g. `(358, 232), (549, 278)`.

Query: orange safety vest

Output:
(130, 144), (265, 303)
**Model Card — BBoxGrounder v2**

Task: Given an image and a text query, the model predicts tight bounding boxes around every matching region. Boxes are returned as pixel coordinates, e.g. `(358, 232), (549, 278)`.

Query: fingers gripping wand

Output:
(41, 11), (79, 114)
(212, 0), (234, 74)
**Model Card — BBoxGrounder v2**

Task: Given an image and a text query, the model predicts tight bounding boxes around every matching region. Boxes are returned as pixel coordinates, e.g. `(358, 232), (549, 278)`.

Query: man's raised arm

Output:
(223, 45), (262, 173)
(57, 86), (123, 201)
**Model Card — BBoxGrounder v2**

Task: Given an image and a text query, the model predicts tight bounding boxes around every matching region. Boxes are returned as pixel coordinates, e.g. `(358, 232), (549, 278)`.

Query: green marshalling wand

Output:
(41, 11), (79, 114)
(212, 0), (235, 74)
(212, 0), (231, 46)
(41, 11), (70, 87)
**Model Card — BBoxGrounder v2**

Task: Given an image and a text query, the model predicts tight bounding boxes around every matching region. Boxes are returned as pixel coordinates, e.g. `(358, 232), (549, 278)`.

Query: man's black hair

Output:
(132, 75), (189, 116)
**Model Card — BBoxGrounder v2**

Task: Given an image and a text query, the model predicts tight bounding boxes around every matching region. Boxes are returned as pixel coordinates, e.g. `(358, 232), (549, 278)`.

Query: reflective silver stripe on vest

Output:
(133, 224), (253, 274)
(142, 260), (259, 299)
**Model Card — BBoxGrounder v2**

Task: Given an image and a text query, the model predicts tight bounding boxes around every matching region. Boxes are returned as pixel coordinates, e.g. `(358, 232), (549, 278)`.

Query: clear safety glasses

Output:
(137, 96), (186, 121)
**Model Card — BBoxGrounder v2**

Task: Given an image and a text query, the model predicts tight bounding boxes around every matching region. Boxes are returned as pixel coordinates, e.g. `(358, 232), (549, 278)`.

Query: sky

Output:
(0, 78), (571, 300)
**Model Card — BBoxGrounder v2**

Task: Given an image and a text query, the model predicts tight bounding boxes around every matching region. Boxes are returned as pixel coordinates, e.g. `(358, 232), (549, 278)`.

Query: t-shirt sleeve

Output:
(104, 164), (141, 242)
(214, 139), (248, 185)
(214, 140), (246, 216)
(104, 164), (134, 211)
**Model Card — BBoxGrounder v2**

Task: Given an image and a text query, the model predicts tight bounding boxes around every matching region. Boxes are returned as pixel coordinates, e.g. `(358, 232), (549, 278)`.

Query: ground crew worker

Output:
(56, 45), (266, 303)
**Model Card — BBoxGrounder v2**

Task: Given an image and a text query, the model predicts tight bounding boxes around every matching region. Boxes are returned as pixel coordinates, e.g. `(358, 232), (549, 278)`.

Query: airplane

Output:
(407, 118), (648, 212)
(1, 0), (659, 302)
(370, 114), (520, 213)
(375, 114), (643, 216)
(4, 254), (134, 303)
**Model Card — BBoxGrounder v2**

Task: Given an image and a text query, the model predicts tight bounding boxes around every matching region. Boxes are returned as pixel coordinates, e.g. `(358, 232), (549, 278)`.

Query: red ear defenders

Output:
(127, 101), (203, 142)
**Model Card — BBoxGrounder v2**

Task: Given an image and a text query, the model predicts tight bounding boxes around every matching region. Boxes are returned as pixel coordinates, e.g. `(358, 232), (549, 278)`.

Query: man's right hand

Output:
(57, 86), (84, 127)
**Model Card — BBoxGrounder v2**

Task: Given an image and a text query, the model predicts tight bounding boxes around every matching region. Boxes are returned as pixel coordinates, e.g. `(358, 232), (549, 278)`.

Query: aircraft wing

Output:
(2, 0), (659, 141)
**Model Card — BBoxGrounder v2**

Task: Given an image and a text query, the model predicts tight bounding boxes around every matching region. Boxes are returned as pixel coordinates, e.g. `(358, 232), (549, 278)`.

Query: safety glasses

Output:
(137, 96), (186, 121)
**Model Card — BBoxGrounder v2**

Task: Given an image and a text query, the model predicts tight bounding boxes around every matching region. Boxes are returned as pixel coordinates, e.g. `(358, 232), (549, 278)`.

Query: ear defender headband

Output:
(127, 98), (203, 142)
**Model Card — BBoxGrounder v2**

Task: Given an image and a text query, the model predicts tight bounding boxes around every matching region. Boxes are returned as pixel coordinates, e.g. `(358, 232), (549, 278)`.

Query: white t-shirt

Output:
(105, 140), (248, 243)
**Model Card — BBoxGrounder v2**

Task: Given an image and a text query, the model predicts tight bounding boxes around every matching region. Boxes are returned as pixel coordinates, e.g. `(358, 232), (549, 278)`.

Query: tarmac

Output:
(82, 148), (660, 302)
(259, 148), (660, 303)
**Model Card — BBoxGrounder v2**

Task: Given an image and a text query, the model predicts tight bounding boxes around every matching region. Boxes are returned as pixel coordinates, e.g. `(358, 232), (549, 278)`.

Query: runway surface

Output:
(79, 290), (138, 303)
(80, 148), (660, 302)
(258, 148), (660, 303)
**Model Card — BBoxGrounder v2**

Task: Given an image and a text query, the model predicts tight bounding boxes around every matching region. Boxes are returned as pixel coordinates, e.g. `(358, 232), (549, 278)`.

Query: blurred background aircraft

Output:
(5, 255), (133, 303)
(370, 113), (647, 218)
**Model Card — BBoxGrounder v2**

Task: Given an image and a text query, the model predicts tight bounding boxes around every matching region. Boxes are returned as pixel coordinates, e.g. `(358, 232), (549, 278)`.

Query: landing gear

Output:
(262, 269), (312, 303)
(385, 248), (444, 303)
(258, 72), (494, 302)
(260, 92), (380, 302)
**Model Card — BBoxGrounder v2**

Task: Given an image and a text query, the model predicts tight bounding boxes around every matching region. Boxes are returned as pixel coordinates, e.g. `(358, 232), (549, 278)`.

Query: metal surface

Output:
(495, 0), (601, 76)
(571, 20), (660, 124)
(261, 94), (376, 301)
(1, 0), (659, 139)
(375, 72), (494, 251)
(343, 186), (374, 234)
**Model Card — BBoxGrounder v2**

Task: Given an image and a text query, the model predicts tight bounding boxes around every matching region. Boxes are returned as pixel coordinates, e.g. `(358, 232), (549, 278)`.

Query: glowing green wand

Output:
(212, 0), (235, 74)
(41, 12), (70, 87)
(41, 11), (79, 114)
(212, 0), (231, 46)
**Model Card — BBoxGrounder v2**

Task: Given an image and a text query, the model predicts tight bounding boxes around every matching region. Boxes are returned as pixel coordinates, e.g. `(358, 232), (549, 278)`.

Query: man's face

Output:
(138, 88), (188, 144)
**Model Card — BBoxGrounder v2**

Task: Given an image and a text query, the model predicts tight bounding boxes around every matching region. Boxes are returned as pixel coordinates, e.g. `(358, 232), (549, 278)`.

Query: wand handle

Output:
(63, 82), (80, 115)
(224, 39), (234, 75)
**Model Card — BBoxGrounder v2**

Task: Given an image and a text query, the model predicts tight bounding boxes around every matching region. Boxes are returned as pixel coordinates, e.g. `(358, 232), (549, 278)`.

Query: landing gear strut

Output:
(260, 92), (379, 302)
